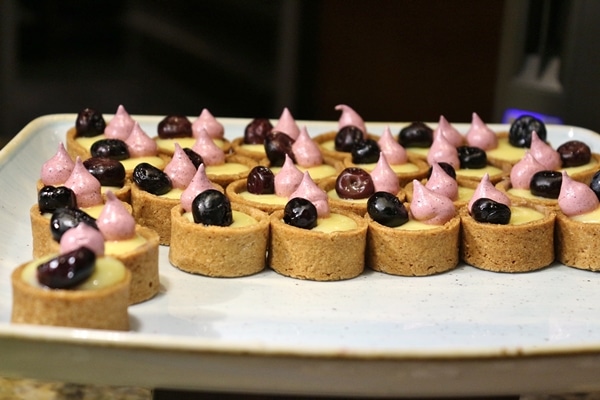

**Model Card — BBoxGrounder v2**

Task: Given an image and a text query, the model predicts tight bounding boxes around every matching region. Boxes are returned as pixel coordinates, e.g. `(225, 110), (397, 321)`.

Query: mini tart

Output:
(268, 208), (368, 281)
(169, 203), (269, 277)
(154, 136), (231, 157)
(204, 154), (258, 188)
(555, 209), (600, 271)
(11, 256), (131, 330)
(231, 137), (267, 161)
(366, 213), (460, 276)
(105, 225), (160, 304)
(342, 154), (430, 186)
(403, 180), (475, 209)
(226, 179), (287, 214)
(459, 202), (556, 273)
(495, 179), (559, 209)
(36, 179), (132, 204)
(560, 153), (600, 185)
(318, 176), (406, 216)
(30, 202), (134, 258)
(313, 131), (381, 161)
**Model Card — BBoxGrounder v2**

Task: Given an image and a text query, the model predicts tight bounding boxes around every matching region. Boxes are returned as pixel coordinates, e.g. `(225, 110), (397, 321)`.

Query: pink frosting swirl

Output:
(468, 173), (511, 211)
(60, 222), (105, 257)
(272, 108), (300, 140)
(425, 162), (458, 201)
(41, 143), (75, 185)
(292, 126), (323, 167)
(180, 164), (218, 212)
(510, 151), (546, 189)
(274, 154), (304, 197)
(530, 131), (561, 170)
(409, 180), (456, 225)
(289, 172), (330, 218)
(371, 153), (399, 194)
(335, 104), (367, 138)
(558, 171), (600, 216)
(191, 128), (226, 165)
(104, 105), (134, 140)
(427, 130), (460, 168)
(64, 157), (103, 208)
(125, 122), (158, 157)
(465, 112), (498, 150)
(434, 115), (463, 147)
(192, 108), (224, 139)
(378, 126), (407, 165)
(164, 143), (197, 189)
(96, 191), (136, 241)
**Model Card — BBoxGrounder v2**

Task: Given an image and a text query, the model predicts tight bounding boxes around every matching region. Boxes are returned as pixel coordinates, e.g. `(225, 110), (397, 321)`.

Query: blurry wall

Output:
(2, 0), (507, 144)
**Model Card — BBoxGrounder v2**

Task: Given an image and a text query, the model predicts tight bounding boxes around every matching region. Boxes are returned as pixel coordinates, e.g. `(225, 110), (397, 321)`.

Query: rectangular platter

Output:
(2, 114), (600, 397)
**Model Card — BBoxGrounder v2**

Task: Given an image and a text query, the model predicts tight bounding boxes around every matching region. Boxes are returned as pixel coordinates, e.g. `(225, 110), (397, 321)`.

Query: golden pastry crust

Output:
(11, 260), (131, 331)
(342, 154), (430, 187)
(318, 176), (406, 216)
(112, 225), (160, 304)
(231, 137), (266, 161)
(555, 211), (600, 271)
(130, 185), (179, 246)
(226, 179), (287, 214)
(169, 203), (270, 277)
(65, 127), (95, 160)
(459, 203), (556, 272)
(268, 208), (368, 281)
(366, 214), (460, 276)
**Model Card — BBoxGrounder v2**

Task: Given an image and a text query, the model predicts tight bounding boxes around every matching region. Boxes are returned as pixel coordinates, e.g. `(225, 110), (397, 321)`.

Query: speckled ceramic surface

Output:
(2, 115), (600, 397)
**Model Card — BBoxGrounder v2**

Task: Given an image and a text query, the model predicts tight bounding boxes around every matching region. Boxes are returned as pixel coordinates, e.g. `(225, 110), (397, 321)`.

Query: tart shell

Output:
(11, 260), (131, 331)
(555, 212), (600, 271)
(169, 203), (270, 277)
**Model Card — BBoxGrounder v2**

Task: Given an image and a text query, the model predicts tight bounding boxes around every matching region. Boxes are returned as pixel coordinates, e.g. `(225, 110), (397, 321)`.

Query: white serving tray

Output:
(2, 114), (600, 397)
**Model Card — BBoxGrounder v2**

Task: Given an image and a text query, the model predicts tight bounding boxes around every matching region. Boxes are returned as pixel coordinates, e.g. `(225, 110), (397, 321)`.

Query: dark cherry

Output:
(83, 157), (125, 187)
(90, 139), (130, 160)
(351, 138), (380, 164)
(398, 122), (434, 148)
(334, 125), (364, 152)
(529, 170), (562, 199)
(471, 198), (511, 225)
(264, 131), (295, 167)
(247, 166), (275, 194)
(37, 247), (96, 289)
(590, 170), (600, 201)
(38, 185), (77, 213)
(50, 207), (98, 242)
(283, 197), (318, 230)
(508, 114), (547, 148)
(457, 146), (487, 169)
(244, 118), (273, 144)
(427, 162), (457, 180)
(183, 148), (204, 169)
(557, 140), (591, 167)
(191, 189), (233, 226)
(157, 115), (192, 139)
(335, 167), (375, 199)
(367, 191), (409, 227)
(132, 163), (172, 195)
(75, 108), (105, 137)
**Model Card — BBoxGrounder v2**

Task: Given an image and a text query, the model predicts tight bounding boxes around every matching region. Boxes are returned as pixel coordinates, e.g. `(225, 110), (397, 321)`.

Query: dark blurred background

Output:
(1, 0), (599, 146)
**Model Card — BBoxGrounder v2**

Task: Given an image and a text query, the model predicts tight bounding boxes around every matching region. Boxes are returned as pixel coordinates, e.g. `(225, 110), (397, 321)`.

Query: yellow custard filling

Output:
(319, 139), (338, 152)
(75, 134), (106, 151)
(352, 162), (420, 173)
(205, 163), (249, 175)
(238, 192), (288, 205)
(486, 138), (527, 163)
(560, 158), (598, 175)
(158, 188), (184, 200)
(394, 219), (440, 231)
(572, 207), (600, 223)
(238, 143), (266, 155)
(327, 189), (369, 204)
(509, 205), (545, 225)
(183, 210), (257, 227)
(456, 165), (504, 179)
(406, 147), (429, 158)
(457, 186), (476, 202)
(121, 156), (165, 172)
(104, 234), (147, 256)
(271, 164), (338, 180)
(507, 188), (555, 201)
(21, 255), (127, 290)
(155, 137), (227, 153)
(312, 213), (357, 233)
